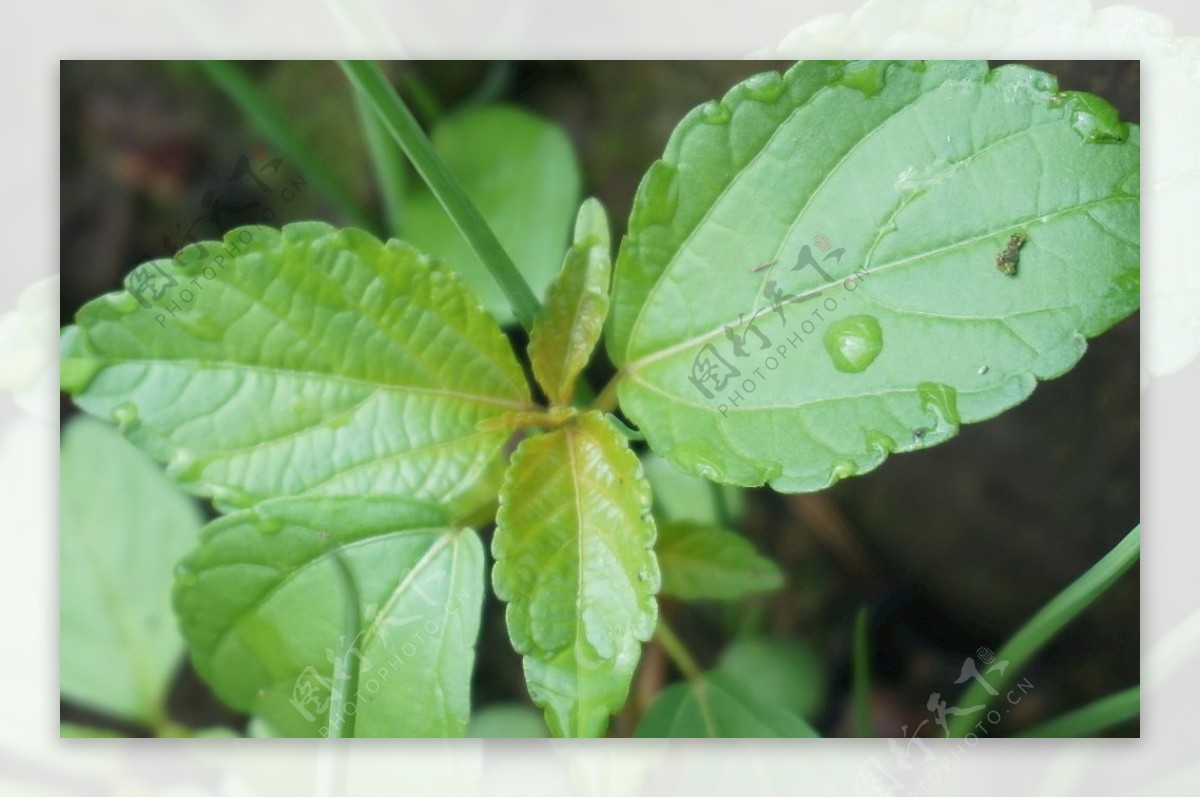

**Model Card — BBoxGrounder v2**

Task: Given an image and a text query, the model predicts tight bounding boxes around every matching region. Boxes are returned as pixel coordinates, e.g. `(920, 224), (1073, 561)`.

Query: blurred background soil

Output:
(59, 60), (1139, 737)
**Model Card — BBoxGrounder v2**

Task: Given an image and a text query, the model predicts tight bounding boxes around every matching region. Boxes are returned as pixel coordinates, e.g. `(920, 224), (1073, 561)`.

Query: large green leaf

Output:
(636, 671), (820, 738)
(173, 496), (484, 737)
(656, 521), (782, 600)
(608, 60), (1140, 491)
(60, 222), (530, 520)
(401, 104), (582, 324)
(60, 417), (203, 727)
(528, 198), (611, 406)
(492, 411), (659, 737)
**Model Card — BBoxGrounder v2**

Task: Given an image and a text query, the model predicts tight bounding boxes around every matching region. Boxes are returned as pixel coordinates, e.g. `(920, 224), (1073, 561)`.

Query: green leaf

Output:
(717, 637), (826, 721)
(656, 521), (782, 600)
(528, 199), (612, 406)
(401, 104), (582, 324)
(608, 60), (1140, 491)
(492, 411), (659, 737)
(60, 417), (203, 726)
(467, 704), (549, 738)
(60, 222), (530, 520)
(173, 496), (484, 737)
(636, 671), (820, 738)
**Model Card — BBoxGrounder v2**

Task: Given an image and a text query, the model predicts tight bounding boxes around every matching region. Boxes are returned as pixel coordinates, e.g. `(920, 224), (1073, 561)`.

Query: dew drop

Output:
(106, 291), (141, 315)
(257, 517), (285, 536)
(743, 72), (784, 103)
(1070, 333), (1088, 356)
(111, 402), (139, 431)
(167, 450), (205, 484)
(1062, 92), (1127, 142)
(174, 563), (198, 587)
(823, 315), (884, 373)
(212, 486), (257, 511)
(60, 356), (103, 394)
(916, 381), (961, 432)
(839, 61), (890, 97)
(698, 100), (732, 125)
(642, 162), (679, 225)
(830, 460), (857, 481)
(866, 430), (896, 455)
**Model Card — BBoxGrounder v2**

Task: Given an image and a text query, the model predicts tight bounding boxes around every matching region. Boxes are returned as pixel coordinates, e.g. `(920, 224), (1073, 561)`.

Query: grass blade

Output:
(1015, 686), (1139, 738)
(338, 60), (541, 331)
(948, 525), (1140, 737)
(197, 60), (373, 230)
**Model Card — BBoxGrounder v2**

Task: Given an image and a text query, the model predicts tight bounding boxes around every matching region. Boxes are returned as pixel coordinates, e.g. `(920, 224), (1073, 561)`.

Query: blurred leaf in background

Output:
(60, 417), (205, 730)
(400, 104), (582, 323)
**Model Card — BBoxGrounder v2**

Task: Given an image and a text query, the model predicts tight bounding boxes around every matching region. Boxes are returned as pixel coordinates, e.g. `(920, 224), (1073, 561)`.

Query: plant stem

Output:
(853, 605), (872, 737)
(710, 482), (732, 527)
(1015, 686), (1139, 738)
(590, 371), (623, 413)
(353, 89), (408, 238)
(326, 550), (362, 739)
(338, 60), (541, 332)
(654, 618), (702, 684)
(197, 60), (373, 231)
(947, 524), (1140, 737)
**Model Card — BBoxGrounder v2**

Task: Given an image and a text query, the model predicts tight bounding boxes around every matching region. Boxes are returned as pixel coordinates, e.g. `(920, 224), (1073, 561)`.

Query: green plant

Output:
(59, 59), (1140, 738)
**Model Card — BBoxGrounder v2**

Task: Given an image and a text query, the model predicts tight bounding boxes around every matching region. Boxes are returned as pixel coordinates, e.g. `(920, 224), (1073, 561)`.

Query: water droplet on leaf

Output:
(699, 100), (732, 125)
(839, 61), (889, 97)
(111, 402), (139, 431)
(823, 315), (884, 373)
(1062, 92), (1127, 142)
(174, 563), (198, 587)
(257, 517), (284, 536)
(917, 381), (961, 432)
(106, 291), (141, 315)
(743, 72), (784, 103)
(642, 162), (679, 224)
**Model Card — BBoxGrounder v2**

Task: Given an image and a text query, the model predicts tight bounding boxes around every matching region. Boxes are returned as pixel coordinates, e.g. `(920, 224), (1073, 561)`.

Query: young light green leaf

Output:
(60, 417), (203, 726)
(60, 222), (530, 520)
(636, 671), (820, 738)
(173, 496), (484, 738)
(528, 198), (612, 406)
(492, 411), (659, 737)
(656, 521), (782, 600)
(608, 61), (1140, 492)
(401, 104), (582, 324)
